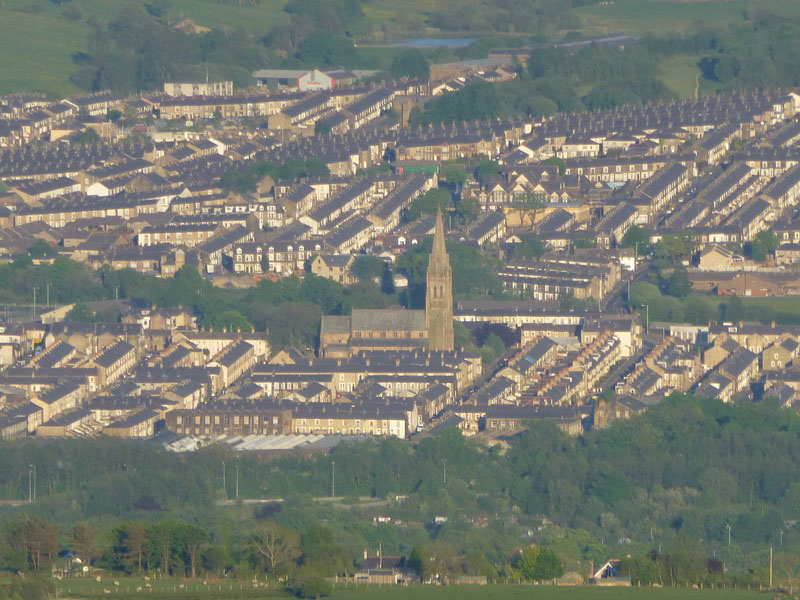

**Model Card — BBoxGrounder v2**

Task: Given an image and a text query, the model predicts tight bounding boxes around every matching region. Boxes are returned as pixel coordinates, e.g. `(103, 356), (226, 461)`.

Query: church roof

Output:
(320, 315), (352, 334)
(351, 309), (426, 332)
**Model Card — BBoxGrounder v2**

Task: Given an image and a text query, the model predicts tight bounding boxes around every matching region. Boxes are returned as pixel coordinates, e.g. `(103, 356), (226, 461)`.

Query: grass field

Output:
(0, 0), (289, 96)
(658, 55), (702, 99)
(575, 0), (800, 36)
(334, 584), (764, 600)
(53, 577), (767, 600)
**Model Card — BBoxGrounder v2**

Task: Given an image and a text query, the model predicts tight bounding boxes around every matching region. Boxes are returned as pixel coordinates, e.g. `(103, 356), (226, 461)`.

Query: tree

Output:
(404, 188), (450, 222)
(380, 264), (395, 295)
(314, 119), (332, 136)
(507, 234), (545, 261)
(390, 49), (430, 80)
(506, 192), (545, 228)
(28, 239), (56, 258)
(71, 523), (100, 565)
(475, 159), (500, 183)
(653, 234), (691, 267)
(440, 164), (469, 186)
(125, 522), (148, 573)
(749, 229), (778, 262)
(620, 225), (651, 255)
(530, 548), (563, 580)
(666, 266), (691, 298)
(250, 520), (301, 575)
(301, 525), (350, 576)
(776, 552), (800, 595)
(294, 571), (332, 599)
(180, 523), (208, 578)
(147, 520), (179, 575)
(407, 106), (423, 129)
(5, 515), (59, 571)
(455, 196), (480, 221)
(542, 155), (566, 175)
(351, 255), (384, 283)
(299, 33), (357, 66)
(67, 302), (96, 322)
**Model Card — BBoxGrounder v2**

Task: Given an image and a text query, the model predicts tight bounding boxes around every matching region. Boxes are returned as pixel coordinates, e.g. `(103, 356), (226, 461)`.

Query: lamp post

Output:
(331, 460), (335, 499)
(32, 287), (38, 319)
(46, 283), (51, 308)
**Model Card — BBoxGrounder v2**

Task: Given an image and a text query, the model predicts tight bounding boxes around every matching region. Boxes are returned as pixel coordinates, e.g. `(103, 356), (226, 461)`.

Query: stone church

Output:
(319, 207), (455, 357)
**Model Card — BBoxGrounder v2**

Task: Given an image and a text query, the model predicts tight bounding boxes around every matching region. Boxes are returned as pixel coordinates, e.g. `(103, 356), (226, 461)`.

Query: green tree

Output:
(390, 49), (430, 80)
(71, 523), (100, 565)
(620, 225), (651, 255)
(180, 523), (208, 578)
(299, 33), (357, 66)
(440, 164), (469, 186)
(666, 266), (691, 298)
(531, 548), (563, 581)
(507, 234), (545, 260)
(294, 571), (332, 599)
(380, 264), (395, 295)
(250, 520), (301, 576)
(67, 302), (96, 322)
(542, 155), (566, 175)
(404, 187), (450, 222)
(301, 525), (351, 576)
(28, 239), (56, 258)
(314, 119), (332, 136)
(351, 255), (384, 283)
(749, 229), (778, 261)
(407, 106), (423, 129)
(475, 159), (500, 183)
(5, 514), (59, 571)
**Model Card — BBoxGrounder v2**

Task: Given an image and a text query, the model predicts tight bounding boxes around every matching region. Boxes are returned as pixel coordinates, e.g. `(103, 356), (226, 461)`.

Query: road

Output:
(215, 496), (389, 508)
(603, 264), (651, 314)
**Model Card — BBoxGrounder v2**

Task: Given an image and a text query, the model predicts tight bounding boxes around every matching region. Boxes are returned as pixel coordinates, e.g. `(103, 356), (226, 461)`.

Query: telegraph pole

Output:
(331, 460), (335, 499)
(769, 545), (773, 588)
(235, 465), (239, 500)
(222, 462), (226, 495)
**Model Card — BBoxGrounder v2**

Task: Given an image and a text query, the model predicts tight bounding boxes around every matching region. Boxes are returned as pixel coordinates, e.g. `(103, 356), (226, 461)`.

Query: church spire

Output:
(431, 205), (448, 268)
(426, 205), (454, 352)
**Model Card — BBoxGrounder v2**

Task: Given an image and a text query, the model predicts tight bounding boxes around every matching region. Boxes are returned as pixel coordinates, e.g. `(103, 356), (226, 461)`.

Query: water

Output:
(389, 38), (476, 48)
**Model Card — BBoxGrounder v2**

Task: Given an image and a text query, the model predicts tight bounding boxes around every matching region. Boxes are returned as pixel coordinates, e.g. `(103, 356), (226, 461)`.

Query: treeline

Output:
(424, 10), (800, 123)
(1, 396), (800, 583)
(422, 43), (677, 124)
(4, 234), (513, 351)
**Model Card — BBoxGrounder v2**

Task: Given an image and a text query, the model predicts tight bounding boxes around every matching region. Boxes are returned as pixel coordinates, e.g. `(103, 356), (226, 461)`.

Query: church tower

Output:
(426, 206), (454, 351)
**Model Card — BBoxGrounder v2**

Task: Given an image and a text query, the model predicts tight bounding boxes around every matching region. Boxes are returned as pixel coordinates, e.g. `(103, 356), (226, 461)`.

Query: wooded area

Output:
(0, 395), (798, 588)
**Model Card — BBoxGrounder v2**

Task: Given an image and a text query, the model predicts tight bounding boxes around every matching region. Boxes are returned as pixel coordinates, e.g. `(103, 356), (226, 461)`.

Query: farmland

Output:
(52, 576), (767, 600)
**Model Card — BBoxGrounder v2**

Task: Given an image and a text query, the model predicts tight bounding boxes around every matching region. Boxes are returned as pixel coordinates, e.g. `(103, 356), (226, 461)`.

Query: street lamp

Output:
(28, 464), (35, 503)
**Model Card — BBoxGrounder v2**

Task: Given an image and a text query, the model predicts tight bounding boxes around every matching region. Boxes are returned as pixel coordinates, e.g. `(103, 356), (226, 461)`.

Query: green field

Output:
(658, 55), (702, 99)
(334, 585), (764, 600)
(575, 0), (800, 35)
(0, 0), (289, 96)
(53, 577), (768, 600)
